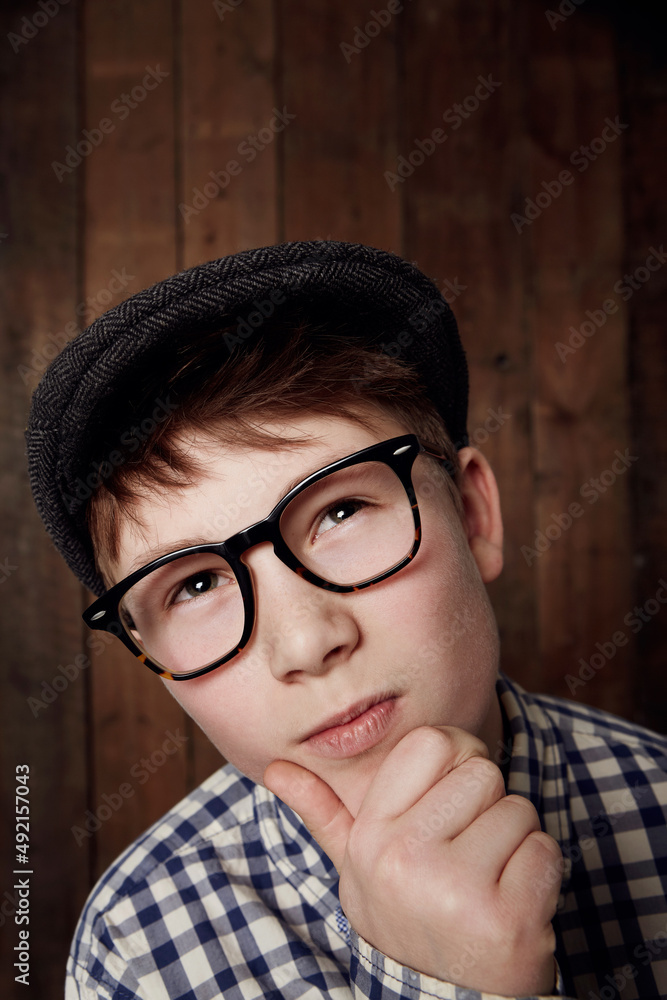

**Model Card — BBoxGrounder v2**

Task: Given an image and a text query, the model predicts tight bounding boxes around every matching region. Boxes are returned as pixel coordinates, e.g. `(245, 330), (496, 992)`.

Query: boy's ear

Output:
(456, 446), (503, 583)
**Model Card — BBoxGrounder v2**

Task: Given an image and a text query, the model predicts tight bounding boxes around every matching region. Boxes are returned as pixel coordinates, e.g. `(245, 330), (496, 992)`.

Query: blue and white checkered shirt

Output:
(65, 674), (667, 999)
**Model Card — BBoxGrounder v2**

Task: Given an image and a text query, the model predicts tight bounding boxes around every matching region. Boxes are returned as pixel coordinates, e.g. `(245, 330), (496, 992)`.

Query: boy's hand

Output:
(264, 726), (562, 997)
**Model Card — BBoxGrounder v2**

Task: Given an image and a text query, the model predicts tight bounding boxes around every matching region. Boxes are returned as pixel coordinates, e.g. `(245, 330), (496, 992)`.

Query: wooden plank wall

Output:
(1, 0), (664, 995)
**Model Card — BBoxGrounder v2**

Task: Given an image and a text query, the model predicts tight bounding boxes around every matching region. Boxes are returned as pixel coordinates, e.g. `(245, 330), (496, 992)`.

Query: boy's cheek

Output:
(160, 674), (234, 752)
(161, 673), (280, 780)
(372, 527), (479, 652)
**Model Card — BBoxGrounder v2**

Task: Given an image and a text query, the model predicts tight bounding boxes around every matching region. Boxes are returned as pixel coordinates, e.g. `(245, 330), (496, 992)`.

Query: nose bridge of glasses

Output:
(224, 516), (273, 560)
(222, 498), (294, 570)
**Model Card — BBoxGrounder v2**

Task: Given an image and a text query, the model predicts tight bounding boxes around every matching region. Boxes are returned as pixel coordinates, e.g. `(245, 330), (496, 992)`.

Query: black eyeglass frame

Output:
(83, 434), (449, 680)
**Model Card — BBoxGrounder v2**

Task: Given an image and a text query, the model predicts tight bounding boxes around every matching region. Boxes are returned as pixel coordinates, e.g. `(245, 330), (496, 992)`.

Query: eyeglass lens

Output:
(117, 460), (415, 674)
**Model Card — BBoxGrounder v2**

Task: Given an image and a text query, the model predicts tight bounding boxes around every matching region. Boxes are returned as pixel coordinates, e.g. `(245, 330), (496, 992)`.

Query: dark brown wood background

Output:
(1, 0), (665, 995)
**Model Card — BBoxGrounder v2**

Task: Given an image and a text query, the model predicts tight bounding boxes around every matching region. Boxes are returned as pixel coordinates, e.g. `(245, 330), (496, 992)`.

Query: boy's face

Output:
(103, 410), (504, 817)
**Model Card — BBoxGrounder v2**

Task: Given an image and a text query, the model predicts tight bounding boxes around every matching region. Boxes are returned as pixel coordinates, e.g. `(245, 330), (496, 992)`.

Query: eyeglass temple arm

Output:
(419, 439), (458, 478)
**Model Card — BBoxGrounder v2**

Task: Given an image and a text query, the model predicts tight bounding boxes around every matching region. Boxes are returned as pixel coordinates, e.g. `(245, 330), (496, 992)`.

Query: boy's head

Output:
(27, 241), (505, 815)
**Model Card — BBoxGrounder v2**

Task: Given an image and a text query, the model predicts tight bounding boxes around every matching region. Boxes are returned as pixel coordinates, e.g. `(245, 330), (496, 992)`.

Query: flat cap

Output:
(26, 240), (468, 595)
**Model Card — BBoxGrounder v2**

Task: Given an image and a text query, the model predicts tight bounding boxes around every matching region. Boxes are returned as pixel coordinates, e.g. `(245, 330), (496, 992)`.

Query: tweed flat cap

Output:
(26, 240), (468, 595)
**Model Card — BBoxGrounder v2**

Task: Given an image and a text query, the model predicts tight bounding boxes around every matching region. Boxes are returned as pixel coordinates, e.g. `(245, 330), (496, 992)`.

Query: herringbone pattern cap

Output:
(26, 241), (468, 595)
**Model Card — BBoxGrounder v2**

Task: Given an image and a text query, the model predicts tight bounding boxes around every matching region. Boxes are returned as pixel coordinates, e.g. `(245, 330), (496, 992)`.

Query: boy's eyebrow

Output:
(125, 536), (220, 575)
(122, 448), (366, 577)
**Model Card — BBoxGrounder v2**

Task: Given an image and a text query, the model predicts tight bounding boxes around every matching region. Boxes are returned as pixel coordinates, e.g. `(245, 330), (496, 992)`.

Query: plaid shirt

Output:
(66, 674), (667, 1000)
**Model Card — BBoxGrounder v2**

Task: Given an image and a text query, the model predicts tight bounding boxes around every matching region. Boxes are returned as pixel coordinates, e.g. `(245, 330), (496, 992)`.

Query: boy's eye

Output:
(316, 499), (365, 536)
(174, 570), (233, 603)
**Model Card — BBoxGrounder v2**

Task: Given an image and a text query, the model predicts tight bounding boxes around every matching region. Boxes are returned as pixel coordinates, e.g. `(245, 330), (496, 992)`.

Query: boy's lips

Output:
(301, 693), (400, 758)
(301, 692), (398, 740)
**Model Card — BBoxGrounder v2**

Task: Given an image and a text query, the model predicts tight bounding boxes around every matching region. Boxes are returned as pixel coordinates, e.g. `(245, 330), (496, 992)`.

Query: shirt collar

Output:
(497, 672), (574, 881)
(497, 671), (546, 804)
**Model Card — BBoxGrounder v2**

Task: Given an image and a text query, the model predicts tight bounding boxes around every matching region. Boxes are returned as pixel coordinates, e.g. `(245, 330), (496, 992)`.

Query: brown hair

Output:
(86, 319), (463, 573)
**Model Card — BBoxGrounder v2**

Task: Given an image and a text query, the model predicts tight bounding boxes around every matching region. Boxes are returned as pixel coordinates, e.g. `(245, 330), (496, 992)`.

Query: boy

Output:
(26, 241), (667, 999)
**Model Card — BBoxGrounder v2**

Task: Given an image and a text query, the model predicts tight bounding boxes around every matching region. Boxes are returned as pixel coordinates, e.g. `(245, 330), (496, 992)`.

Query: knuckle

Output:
(530, 829), (563, 863)
(438, 725), (489, 760)
(462, 755), (506, 797)
(504, 793), (541, 828)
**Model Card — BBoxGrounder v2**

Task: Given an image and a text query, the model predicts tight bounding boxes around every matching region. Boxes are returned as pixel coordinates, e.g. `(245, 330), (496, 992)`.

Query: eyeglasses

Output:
(83, 434), (449, 680)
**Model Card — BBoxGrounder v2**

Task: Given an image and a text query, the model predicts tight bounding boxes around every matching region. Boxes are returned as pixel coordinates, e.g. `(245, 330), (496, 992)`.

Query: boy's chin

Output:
(319, 746), (397, 819)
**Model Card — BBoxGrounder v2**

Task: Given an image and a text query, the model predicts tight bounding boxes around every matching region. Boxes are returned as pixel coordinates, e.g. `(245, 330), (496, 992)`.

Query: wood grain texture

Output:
(281, 1), (401, 248)
(82, 0), (189, 878)
(522, 3), (633, 712)
(0, 2), (88, 994)
(621, 34), (667, 734)
(180, 0), (279, 263)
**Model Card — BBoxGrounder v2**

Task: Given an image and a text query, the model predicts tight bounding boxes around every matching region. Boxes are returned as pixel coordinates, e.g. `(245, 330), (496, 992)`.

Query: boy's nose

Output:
(241, 543), (360, 681)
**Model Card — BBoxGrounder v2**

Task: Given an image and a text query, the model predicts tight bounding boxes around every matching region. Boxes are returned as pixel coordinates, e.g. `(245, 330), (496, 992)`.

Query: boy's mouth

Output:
(301, 693), (400, 759)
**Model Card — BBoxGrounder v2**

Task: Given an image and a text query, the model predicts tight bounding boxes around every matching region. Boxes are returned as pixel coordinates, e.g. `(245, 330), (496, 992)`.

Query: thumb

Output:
(263, 760), (353, 873)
